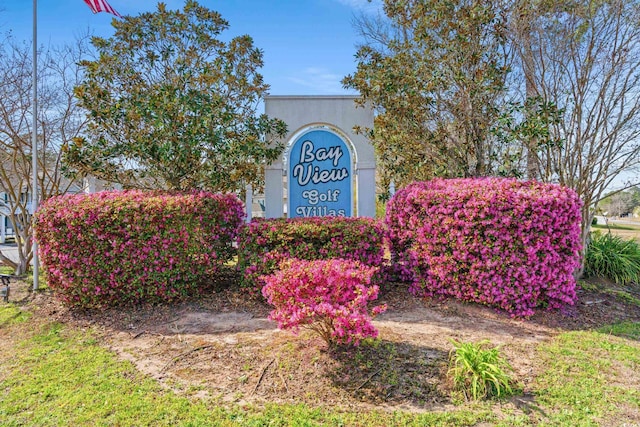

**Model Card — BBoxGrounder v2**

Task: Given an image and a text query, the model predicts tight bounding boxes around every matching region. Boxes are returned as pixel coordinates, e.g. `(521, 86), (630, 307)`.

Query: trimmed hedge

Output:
(386, 178), (582, 316)
(34, 190), (244, 308)
(237, 217), (386, 292)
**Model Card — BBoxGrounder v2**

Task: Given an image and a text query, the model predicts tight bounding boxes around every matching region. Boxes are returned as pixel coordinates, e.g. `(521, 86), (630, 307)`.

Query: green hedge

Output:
(237, 217), (386, 292)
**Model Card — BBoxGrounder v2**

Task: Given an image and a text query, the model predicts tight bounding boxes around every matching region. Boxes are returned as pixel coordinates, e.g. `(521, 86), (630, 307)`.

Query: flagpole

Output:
(32, 0), (39, 291)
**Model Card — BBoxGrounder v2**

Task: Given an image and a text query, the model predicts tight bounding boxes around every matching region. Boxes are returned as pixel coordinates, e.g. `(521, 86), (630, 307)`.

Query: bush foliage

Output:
(585, 232), (640, 285)
(386, 178), (582, 316)
(237, 217), (386, 291)
(35, 190), (244, 307)
(447, 339), (514, 401)
(261, 258), (386, 346)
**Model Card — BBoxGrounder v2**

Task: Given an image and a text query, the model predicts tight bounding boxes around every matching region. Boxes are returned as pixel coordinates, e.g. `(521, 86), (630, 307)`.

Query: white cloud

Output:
(287, 67), (356, 95)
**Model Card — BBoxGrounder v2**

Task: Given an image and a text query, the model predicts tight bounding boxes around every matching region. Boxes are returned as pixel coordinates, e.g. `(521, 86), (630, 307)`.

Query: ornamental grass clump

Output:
(447, 339), (514, 401)
(34, 190), (244, 308)
(261, 258), (387, 347)
(386, 178), (582, 317)
(585, 231), (640, 285)
(238, 217), (386, 292)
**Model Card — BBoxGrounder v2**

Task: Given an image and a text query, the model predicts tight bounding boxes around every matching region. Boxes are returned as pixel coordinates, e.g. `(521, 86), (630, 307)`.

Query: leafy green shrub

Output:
(34, 190), (244, 307)
(585, 232), (640, 285)
(237, 217), (386, 292)
(447, 339), (514, 401)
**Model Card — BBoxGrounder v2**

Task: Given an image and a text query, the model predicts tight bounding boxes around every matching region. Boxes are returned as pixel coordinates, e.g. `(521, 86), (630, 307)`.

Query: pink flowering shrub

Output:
(386, 178), (582, 317)
(237, 217), (386, 292)
(34, 190), (244, 308)
(261, 258), (387, 347)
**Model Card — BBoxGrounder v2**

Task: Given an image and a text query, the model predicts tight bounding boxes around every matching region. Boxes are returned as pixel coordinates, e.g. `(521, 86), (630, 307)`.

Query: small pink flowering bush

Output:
(237, 217), (386, 292)
(261, 258), (387, 347)
(386, 178), (582, 317)
(34, 190), (244, 308)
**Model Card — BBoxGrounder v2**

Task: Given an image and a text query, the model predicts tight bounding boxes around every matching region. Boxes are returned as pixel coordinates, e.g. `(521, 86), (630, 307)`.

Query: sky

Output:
(0, 0), (382, 98)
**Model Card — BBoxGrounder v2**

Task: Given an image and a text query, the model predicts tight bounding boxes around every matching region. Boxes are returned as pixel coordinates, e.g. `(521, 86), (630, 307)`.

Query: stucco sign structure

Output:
(264, 95), (375, 218)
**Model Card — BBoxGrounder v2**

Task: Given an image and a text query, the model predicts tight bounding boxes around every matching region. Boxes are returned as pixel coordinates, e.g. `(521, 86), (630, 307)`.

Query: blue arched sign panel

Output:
(288, 129), (352, 218)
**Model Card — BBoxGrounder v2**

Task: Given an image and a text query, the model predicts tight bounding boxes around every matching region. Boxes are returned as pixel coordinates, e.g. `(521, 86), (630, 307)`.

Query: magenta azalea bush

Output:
(237, 217), (386, 292)
(261, 258), (387, 346)
(34, 190), (244, 308)
(386, 178), (582, 317)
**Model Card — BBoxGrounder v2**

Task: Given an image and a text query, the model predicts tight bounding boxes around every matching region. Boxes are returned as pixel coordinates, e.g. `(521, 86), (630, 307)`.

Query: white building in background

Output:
(0, 193), (28, 244)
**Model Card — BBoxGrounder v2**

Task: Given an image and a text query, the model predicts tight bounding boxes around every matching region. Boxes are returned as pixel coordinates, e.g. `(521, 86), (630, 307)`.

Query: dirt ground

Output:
(4, 272), (640, 415)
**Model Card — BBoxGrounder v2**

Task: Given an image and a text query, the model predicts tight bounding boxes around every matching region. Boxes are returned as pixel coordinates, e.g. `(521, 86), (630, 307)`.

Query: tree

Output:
(513, 0), (640, 271)
(67, 1), (286, 193)
(601, 192), (635, 217)
(343, 0), (513, 194)
(510, 0), (547, 179)
(0, 36), (89, 274)
(351, 0), (640, 275)
(598, 187), (640, 217)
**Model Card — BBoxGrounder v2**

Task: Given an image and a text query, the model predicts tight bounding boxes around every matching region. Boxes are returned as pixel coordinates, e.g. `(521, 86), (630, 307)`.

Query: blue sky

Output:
(0, 0), (382, 96)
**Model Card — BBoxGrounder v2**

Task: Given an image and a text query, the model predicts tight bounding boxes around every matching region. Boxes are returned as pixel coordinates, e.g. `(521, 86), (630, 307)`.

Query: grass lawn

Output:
(530, 328), (640, 426)
(1, 302), (639, 426)
(592, 221), (640, 243)
(591, 223), (640, 232)
(0, 305), (491, 427)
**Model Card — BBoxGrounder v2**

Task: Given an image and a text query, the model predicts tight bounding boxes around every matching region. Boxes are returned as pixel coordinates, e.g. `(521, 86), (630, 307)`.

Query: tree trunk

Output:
(14, 258), (29, 276)
(576, 207), (595, 279)
(514, 0), (540, 180)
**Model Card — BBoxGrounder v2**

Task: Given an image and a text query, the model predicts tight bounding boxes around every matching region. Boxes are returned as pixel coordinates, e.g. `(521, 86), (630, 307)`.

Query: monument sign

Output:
(264, 95), (375, 219)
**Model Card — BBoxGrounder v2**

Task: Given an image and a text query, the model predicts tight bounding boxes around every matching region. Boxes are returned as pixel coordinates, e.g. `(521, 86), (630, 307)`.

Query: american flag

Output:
(83, 0), (121, 18)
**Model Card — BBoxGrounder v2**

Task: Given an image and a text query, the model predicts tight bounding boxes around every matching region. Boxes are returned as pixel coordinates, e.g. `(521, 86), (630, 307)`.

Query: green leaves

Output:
(345, 0), (512, 191)
(447, 339), (515, 401)
(70, 1), (286, 192)
(586, 232), (640, 285)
